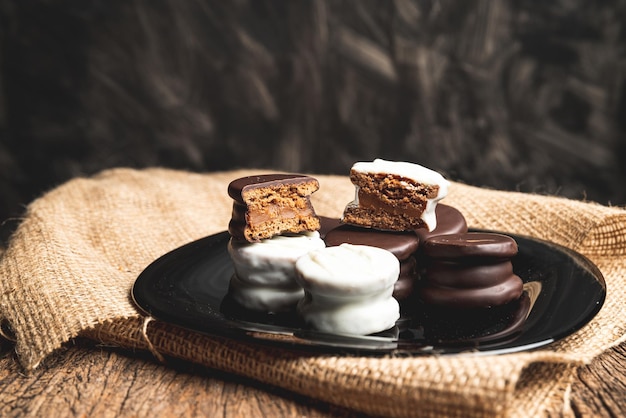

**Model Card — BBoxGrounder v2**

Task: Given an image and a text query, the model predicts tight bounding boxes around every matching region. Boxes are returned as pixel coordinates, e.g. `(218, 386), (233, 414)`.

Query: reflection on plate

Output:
(132, 230), (606, 355)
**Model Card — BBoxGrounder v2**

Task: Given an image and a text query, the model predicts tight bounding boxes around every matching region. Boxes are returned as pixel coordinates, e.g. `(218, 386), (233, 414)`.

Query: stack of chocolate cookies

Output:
(419, 232), (524, 308)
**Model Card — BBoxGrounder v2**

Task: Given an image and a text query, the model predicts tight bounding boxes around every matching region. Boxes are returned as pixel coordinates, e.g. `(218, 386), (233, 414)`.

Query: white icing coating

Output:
(295, 244), (400, 335)
(351, 159), (450, 230)
(295, 244), (400, 296)
(422, 197), (441, 231)
(228, 274), (304, 312)
(352, 159), (449, 192)
(297, 292), (399, 336)
(228, 231), (326, 286)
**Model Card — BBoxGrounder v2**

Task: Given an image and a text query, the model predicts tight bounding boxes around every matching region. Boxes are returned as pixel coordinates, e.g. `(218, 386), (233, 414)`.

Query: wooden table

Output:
(1, 336), (625, 417)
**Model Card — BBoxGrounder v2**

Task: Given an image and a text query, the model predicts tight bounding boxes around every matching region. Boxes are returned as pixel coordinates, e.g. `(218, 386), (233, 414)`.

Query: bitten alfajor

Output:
(228, 174), (320, 242)
(342, 159), (450, 232)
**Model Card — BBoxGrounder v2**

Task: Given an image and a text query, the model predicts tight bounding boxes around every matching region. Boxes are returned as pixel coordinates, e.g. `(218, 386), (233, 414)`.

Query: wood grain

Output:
(0, 339), (357, 418)
(1, 337), (624, 417)
(570, 343), (626, 417)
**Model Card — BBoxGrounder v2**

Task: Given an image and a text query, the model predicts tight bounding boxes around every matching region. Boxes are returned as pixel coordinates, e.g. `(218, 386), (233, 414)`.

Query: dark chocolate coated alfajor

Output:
(393, 256), (418, 300)
(324, 224), (419, 260)
(415, 204), (468, 242)
(418, 274), (524, 309)
(425, 261), (517, 289)
(423, 232), (518, 259)
(318, 216), (344, 239)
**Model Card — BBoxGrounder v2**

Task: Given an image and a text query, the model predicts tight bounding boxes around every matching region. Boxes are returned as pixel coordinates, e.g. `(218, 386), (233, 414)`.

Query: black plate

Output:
(132, 230), (606, 355)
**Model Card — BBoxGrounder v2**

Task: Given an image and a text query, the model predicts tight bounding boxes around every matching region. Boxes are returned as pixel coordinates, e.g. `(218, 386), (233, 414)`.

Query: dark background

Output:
(1, 0), (625, 243)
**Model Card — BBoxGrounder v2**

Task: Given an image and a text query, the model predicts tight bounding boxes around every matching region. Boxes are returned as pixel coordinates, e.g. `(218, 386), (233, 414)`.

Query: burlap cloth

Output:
(1, 168), (625, 417)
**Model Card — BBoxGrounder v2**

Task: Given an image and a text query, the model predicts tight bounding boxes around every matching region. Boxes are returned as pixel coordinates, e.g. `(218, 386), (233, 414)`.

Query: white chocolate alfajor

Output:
(295, 244), (400, 335)
(227, 231), (325, 311)
(227, 274), (305, 312)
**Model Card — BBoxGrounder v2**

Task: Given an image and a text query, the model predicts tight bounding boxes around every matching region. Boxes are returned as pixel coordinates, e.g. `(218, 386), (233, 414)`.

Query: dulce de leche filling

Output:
(246, 204), (315, 226)
(357, 190), (427, 218)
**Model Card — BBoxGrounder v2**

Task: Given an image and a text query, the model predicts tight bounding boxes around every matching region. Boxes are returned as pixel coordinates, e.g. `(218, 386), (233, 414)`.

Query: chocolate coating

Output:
(415, 204), (468, 242)
(393, 256), (417, 300)
(393, 278), (414, 301)
(423, 232), (518, 259)
(425, 260), (516, 289)
(227, 174), (316, 203)
(318, 216), (344, 239)
(324, 224), (419, 261)
(418, 274), (524, 308)
(227, 202), (249, 240)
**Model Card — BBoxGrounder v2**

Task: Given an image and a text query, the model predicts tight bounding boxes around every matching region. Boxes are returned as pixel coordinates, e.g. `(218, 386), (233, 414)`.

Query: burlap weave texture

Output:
(1, 168), (625, 417)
